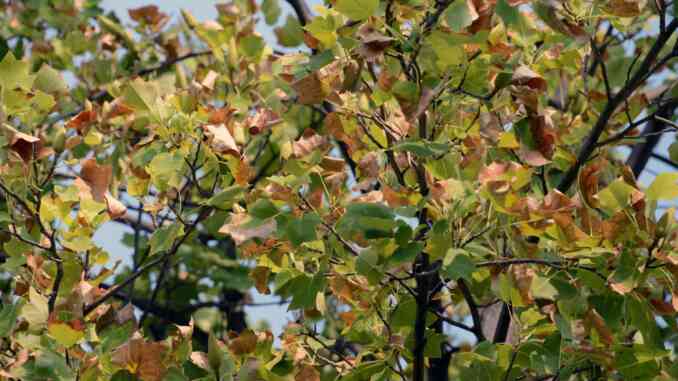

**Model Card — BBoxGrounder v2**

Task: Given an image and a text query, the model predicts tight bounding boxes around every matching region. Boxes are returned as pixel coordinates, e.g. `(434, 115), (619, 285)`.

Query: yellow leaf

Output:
(48, 322), (85, 347)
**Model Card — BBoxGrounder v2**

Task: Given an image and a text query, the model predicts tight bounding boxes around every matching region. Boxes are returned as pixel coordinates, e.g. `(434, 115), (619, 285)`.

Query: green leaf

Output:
(305, 15), (338, 47)
(147, 151), (185, 192)
(0, 52), (34, 91)
(275, 15), (304, 47)
(207, 186), (245, 209)
(288, 274), (325, 310)
(335, 0), (379, 20)
(278, 212), (321, 246)
(495, 0), (521, 27)
(240, 35), (265, 59)
(444, 252), (476, 281)
(391, 296), (416, 328)
(21, 288), (48, 328)
(445, 0), (478, 32)
(0, 302), (19, 337)
(428, 31), (466, 67)
(646, 172), (678, 201)
(596, 178), (636, 213)
(262, 0), (282, 25)
(356, 249), (382, 284)
(337, 203), (397, 239)
(149, 223), (184, 255)
(34, 65), (68, 94)
(248, 199), (279, 219)
(48, 321), (84, 347)
(395, 141), (450, 157)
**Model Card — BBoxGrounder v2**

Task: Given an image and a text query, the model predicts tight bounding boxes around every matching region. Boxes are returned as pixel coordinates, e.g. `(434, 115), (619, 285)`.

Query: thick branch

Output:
(627, 106), (678, 176)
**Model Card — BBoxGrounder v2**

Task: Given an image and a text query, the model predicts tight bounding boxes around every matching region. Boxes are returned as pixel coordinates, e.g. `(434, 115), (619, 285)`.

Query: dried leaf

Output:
(512, 66), (548, 92)
(218, 213), (277, 245)
(229, 329), (258, 355)
(292, 132), (328, 158)
(204, 124), (240, 156)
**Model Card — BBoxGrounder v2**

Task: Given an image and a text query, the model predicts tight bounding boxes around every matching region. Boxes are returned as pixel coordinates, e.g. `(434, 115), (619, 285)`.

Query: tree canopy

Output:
(2, 0), (678, 380)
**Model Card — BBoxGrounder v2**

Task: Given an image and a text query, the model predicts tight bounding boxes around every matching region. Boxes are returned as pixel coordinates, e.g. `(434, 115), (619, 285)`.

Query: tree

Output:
(2, 0), (678, 379)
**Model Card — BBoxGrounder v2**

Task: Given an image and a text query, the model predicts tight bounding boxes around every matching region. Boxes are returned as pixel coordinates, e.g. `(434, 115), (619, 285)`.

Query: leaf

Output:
(511, 66), (547, 92)
(34, 64), (68, 94)
(336, 203), (397, 239)
(291, 72), (332, 105)
(278, 213), (321, 246)
(48, 320), (85, 348)
(395, 140), (450, 157)
(219, 213), (277, 245)
(428, 31), (465, 67)
(0, 302), (18, 337)
(22, 288), (49, 327)
(295, 365), (320, 381)
(147, 151), (186, 191)
(595, 177), (637, 213)
(646, 172), (678, 201)
(275, 15), (304, 47)
(128, 5), (168, 27)
(335, 0), (379, 20)
(204, 124), (240, 157)
(444, 251), (477, 281)
(445, 0), (479, 32)
(292, 132), (328, 157)
(495, 0), (522, 27)
(604, 0), (645, 17)
(111, 336), (168, 381)
(0, 52), (34, 91)
(207, 186), (245, 209)
(149, 223), (184, 255)
(78, 158), (127, 219)
(229, 329), (257, 355)
(262, 0), (282, 25)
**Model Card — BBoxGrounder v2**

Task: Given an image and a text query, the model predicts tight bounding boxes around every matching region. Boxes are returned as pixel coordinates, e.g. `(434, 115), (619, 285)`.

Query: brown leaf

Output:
(81, 158), (112, 196)
(9, 130), (45, 163)
(229, 329), (258, 355)
(128, 5), (168, 27)
(78, 158), (127, 219)
(103, 98), (134, 121)
(190, 351), (210, 370)
(292, 132), (328, 158)
(111, 335), (167, 381)
(587, 309), (614, 345)
(218, 213), (277, 245)
(207, 105), (237, 124)
(292, 72), (331, 105)
(201, 70), (219, 91)
(356, 25), (393, 61)
(204, 124), (240, 157)
(250, 266), (271, 294)
(246, 108), (281, 135)
(512, 66), (548, 92)
(517, 148), (551, 167)
(66, 109), (97, 132)
(579, 161), (604, 208)
(295, 365), (320, 381)
(604, 0), (644, 17)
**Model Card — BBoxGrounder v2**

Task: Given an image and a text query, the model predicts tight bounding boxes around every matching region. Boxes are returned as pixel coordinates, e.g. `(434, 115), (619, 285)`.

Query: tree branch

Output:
(83, 206), (212, 316)
(557, 19), (678, 192)
(284, 0), (313, 26)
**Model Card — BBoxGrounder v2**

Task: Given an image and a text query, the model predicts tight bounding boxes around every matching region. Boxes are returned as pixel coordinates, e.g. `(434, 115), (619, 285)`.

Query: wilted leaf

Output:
(204, 124), (240, 156)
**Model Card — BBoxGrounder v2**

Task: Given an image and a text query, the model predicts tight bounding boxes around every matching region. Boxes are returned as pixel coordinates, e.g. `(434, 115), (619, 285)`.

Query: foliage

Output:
(2, 0), (678, 380)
